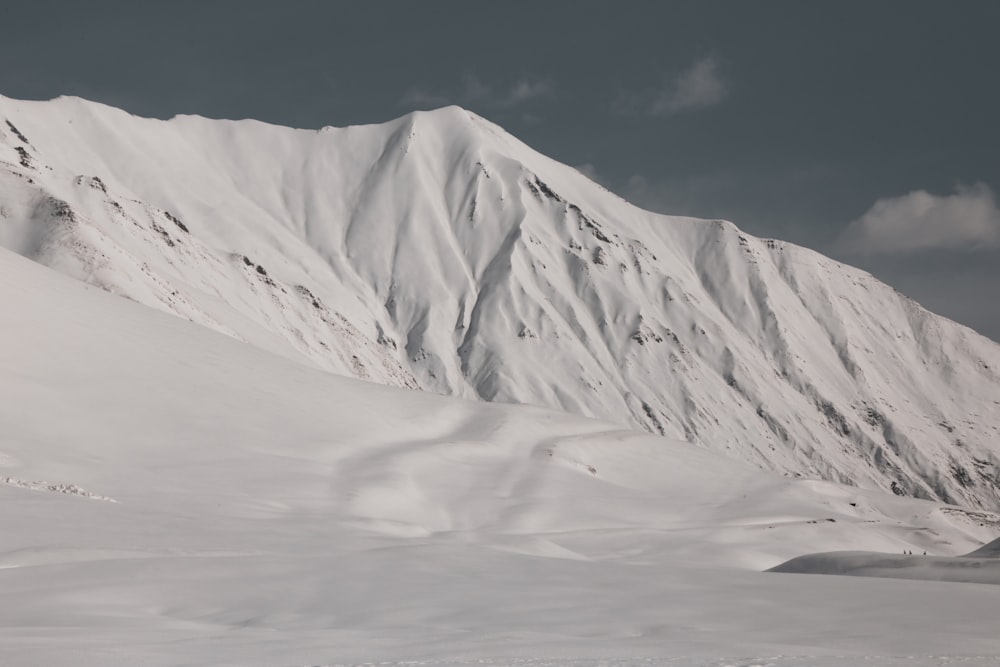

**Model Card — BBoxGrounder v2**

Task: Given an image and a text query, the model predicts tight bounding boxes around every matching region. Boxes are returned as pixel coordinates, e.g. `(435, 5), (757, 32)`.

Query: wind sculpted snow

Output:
(1, 95), (999, 511)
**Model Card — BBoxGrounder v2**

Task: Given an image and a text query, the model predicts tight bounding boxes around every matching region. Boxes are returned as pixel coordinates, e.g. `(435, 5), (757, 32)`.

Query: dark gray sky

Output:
(4, 1), (999, 340)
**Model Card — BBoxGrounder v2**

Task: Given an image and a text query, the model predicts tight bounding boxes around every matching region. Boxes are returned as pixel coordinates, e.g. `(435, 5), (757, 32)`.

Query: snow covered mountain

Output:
(3, 242), (999, 666)
(1, 94), (999, 510)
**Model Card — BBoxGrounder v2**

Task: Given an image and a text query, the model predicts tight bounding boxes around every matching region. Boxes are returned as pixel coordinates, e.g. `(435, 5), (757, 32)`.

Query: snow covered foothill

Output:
(1, 94), (999, 513)
(1, 246), (999, 666)
(770, 535), (1000, 585)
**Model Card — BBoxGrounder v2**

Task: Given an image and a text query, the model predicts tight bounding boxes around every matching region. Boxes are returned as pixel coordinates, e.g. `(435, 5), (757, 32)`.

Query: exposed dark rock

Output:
(532, 177), (561, 202)
(951, 464), (974, 488)
(641, 401), (666, 436)
(5, 120), (29, 144)
(15, 146), (31, 168)
(150, 220), (176, 247)
(164, 210), (189, 233)
(46, 197), (75, 221)
(863, 407), (886, 428)
(818, 400), (851, 437)
(295, 285), (323, 309)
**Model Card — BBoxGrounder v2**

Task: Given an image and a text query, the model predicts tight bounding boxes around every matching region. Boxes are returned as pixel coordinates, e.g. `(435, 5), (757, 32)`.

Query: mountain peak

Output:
(2, 94), (999, 510)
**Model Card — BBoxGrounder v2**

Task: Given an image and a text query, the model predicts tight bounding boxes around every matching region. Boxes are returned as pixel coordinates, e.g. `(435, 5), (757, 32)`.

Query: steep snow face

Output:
(1, 95), (999, 510)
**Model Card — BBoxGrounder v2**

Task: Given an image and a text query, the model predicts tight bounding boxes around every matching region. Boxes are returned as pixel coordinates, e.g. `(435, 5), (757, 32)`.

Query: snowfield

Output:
(1, 95), (999, 512)
(1, 246), (999, 665)
(1, 95), (1000, 665)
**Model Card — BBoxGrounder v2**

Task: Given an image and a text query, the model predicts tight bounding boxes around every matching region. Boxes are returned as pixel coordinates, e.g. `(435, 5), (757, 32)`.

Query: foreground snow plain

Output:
(2, 249), (999, 666)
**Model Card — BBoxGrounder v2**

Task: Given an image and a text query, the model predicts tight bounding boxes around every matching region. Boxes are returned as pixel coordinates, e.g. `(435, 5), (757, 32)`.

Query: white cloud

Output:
(651, 57), (727, 115)
(839, 183), (1000, 254)
(458, 73), (492, 102)
(400, 76), (551, 110)
(616, 57), (728, 117)
(503, 79), (552, 106)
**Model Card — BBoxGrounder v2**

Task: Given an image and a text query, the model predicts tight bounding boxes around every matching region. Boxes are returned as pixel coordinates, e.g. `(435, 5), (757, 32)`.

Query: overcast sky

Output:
(4, 1), (998, 341)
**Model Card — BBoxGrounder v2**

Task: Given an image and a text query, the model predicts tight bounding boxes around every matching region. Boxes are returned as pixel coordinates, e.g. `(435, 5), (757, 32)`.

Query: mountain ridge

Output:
(1, 93), (999, 509)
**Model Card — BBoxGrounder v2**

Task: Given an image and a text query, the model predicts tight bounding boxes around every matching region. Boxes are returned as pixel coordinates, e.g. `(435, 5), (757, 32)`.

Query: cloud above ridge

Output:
(617, 57), (728, 116)
(839, 183), (1000, 254)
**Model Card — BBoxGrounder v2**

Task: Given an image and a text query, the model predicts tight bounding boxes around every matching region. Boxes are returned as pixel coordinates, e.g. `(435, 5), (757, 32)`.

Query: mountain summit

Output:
(2, 94), (998, 509)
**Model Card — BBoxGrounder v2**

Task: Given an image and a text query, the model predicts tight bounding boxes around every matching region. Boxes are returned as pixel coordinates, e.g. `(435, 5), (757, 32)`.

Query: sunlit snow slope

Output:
(2, 94), (999, 510)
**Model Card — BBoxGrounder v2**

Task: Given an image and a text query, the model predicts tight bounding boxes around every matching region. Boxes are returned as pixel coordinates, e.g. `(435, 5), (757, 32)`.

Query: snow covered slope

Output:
(2, 245), (999, 666)
(770, 535), (1000, 585)
(2, 94), (999, 510)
